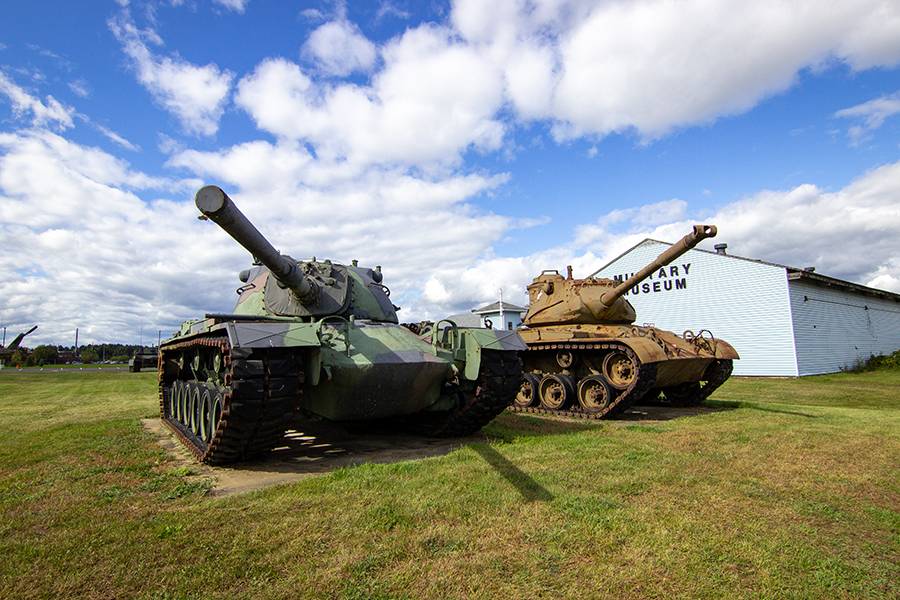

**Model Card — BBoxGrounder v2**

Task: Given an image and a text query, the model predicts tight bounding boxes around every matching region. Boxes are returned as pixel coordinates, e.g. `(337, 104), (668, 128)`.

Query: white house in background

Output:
(591, 239), (900, 376)
(444, 300), (527, 330)
(471, 300), (528, 330)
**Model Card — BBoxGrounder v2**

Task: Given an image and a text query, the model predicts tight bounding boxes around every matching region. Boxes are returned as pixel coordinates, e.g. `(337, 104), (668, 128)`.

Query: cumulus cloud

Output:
(0, 132), (213, 345)
(5, 1), (900, 344)
(835, 91), (900, 144)
(422, 159), (900, 313)
(0, 129), (513, 345)
(0, 71), (75, 129)
(303, 20), (377, 76)
(236, 0), (900, 169)
(452, 0), (900, 139)
(109, 14), (233, 136)
(237, 25), (505, 166)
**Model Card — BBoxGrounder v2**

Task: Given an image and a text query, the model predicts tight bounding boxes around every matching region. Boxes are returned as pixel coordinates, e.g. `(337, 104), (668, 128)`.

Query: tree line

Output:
(5, 343), (157, 367)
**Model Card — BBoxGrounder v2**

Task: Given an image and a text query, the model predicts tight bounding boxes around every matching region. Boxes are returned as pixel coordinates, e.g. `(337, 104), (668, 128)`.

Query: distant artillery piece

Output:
(0, 325), (38, 365)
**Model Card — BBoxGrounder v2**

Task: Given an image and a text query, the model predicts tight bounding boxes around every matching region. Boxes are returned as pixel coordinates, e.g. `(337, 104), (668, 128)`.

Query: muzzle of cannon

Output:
(195, 185), (318, 302)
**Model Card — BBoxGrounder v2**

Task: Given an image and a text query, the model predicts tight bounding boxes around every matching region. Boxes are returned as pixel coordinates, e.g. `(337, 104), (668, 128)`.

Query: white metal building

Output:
(592, 239), (900, 376)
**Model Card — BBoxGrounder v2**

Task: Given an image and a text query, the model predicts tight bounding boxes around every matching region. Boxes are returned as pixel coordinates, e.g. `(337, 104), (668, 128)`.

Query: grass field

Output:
(0, 369), (897, 599)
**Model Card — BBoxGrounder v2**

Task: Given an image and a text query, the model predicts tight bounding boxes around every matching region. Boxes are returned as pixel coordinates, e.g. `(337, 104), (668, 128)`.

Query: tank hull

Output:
(512, 324), (737, 418)
(158, 316), (525, 463)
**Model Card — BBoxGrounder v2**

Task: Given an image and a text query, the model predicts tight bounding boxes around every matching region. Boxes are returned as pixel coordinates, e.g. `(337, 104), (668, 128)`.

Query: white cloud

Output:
(213, 0), (248, 13)
(236, 25), (505, 166)
(5, 1), (900, 344)
(0, 129), (514, 344)
(376, 2), (411, 21)
(95, 124), (140, 152)
(452, 0), (900, 139)
(236, 0), (900, 171)
(0, 71), (75, 129)
(835, 91), (900, 144)
(423, 160), (900, 311)
(303, 20), (377, 77)
(109, 14), (233, 136)
(68, 79), (90, 98)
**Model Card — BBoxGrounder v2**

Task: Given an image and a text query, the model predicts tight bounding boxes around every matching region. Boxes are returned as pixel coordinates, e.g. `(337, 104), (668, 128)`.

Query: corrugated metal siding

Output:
(594, 240), (798, 376)
(788, 279), (900, 375)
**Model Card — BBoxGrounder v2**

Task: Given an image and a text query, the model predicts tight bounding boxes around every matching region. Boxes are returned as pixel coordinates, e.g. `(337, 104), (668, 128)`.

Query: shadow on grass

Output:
(470, 443), (553, 503)
(706, 400), (817, 418)
(485, 412), (601, 442)
(619, 404), (733, 421)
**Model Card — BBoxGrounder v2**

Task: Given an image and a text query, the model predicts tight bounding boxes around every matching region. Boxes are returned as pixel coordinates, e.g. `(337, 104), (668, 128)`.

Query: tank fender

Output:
(460, 328), (527, 381)
(222, 321), (321, 349)
(713, 339), (740, 360)
(616, 336), (671, 364)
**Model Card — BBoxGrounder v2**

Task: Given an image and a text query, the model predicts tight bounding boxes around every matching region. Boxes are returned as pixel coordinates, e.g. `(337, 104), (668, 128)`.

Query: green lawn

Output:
(0, 369), (897, 599)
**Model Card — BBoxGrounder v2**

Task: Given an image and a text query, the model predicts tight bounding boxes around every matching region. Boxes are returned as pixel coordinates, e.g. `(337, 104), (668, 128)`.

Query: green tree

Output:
(80, 348), (99, 364)
(32, 345), (58, 366)
(10, 350), (24, 366)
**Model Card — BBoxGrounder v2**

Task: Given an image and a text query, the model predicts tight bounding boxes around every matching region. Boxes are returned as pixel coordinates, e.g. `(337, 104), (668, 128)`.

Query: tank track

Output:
(654, 359), (733, 407)
(510, 342), (658, 420)
(412, 350), (522, 436)
(157, 336), (302, 464)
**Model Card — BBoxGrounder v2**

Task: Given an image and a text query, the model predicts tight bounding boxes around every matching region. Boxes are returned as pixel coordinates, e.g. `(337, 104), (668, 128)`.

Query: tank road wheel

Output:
(515, 373), (540, 408)
(556, 350), (575, 369)
(209, 389), (223, 440)
(539, 374), (574, 410)
(577, 375), (612, 412)
(189, 384), (201, 436)
(169, 380), (181, 420)
(603, 351), (638, 389)
(178, 382), (189, 425)
(198, 386), (213, 443)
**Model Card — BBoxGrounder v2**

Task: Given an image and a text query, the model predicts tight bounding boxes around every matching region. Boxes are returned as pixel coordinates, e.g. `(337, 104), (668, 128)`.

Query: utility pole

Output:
(2, 326), (5, 347)
(157, 330), (161, 348)
(140, 325), (143, 349)
(74, 328), (79, 356)
(498, 288), (505, 331)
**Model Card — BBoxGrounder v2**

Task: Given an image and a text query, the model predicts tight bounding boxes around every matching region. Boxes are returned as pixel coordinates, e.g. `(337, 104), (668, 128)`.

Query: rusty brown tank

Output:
(513, 225), (739, 418)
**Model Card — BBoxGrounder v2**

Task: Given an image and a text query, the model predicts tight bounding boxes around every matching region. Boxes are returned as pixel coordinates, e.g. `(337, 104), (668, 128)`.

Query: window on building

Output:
(507, 321), (513, 330)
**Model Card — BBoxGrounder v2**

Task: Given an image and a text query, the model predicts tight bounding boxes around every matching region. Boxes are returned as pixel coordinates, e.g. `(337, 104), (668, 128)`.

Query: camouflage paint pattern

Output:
(163, 185), (525, 424)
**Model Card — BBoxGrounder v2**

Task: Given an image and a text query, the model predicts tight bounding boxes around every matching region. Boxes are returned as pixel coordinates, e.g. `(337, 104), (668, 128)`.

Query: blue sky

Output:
(1, 0), (899, 345)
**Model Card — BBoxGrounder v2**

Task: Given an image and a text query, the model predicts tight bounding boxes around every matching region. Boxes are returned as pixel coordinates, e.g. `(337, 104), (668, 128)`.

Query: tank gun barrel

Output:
(599, 225), (717, 306)
(5, 325), (38, 350)
(195, 186), (317, 301)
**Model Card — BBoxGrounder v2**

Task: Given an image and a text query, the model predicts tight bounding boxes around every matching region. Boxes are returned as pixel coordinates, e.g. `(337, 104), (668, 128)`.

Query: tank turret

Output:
(195, 185), (397, 323)
(523, 225), (716, 327)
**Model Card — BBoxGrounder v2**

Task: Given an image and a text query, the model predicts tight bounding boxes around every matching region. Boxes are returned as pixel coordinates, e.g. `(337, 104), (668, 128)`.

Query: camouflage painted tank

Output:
(513, 225), (738, 418)
(158, 186), (524, 464)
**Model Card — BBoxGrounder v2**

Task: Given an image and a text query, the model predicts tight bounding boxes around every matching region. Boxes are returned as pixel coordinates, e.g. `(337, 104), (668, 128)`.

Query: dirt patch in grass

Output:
(142, 418), (482, 496)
